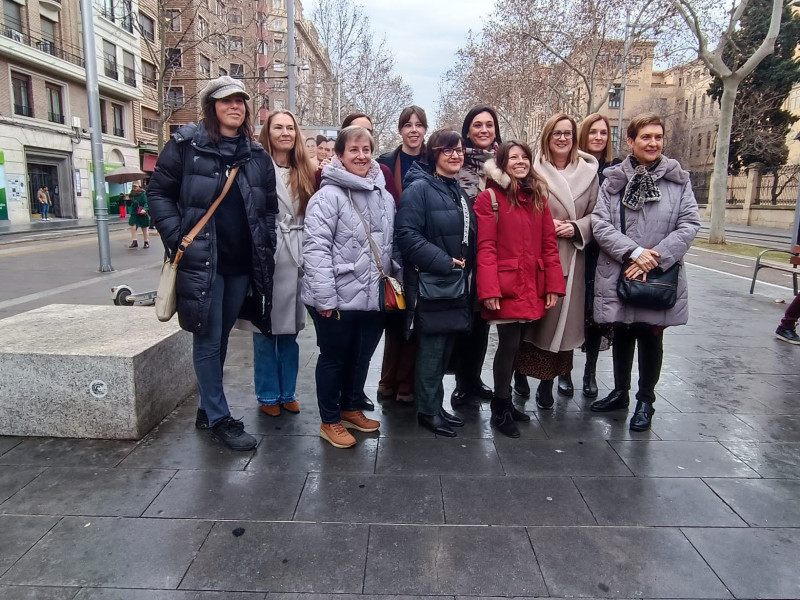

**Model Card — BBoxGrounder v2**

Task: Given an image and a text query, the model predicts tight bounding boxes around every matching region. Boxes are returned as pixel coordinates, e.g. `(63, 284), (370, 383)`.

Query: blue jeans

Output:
(308, 307), (385, 424)
(192, 273), (251, 427)
(253, 332), (299, 405)
(41, 204), (50, 219)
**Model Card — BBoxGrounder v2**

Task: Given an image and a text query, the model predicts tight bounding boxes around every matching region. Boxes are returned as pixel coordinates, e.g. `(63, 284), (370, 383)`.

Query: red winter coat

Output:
(475, 161), (565, 321)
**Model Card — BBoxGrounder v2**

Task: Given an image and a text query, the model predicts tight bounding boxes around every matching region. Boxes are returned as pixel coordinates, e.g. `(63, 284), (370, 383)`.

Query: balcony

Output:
(14, 104), (33, 117)
(2, 27), (85, 69)
(48, 112), (65, 124)
(40, 0), (61, 10)
(142, 75), (156, 88)
(142, 118), (157, 134)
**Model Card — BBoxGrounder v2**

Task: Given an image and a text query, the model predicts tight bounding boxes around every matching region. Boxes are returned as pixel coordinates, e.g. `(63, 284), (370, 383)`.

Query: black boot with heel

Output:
(491, 396), (520, 438)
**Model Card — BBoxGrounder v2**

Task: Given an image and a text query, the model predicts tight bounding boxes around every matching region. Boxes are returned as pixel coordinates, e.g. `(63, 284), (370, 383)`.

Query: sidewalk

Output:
(0, 265), (799, 598)
(0, 217), (131, 245)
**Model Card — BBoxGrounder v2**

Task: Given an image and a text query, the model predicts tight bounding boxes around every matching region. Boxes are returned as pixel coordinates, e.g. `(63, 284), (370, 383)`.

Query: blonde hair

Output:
(259, 110), (316, 215)
(539, 112), (579, 166)
(579, 113), (613, 163)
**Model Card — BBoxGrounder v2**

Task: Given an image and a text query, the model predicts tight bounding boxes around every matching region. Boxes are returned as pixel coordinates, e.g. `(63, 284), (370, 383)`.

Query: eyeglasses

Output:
(434, 146), (465, 157)
(551, 130), (573, 139)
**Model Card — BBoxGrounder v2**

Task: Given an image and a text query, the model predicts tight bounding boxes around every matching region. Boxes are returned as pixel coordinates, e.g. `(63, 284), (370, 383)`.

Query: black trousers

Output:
(612, 323), (664, 404)
(452, 311), (490, 390)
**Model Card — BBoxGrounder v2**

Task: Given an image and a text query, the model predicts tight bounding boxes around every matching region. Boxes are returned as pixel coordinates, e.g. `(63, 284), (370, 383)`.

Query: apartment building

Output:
(0, 0), (143, 224)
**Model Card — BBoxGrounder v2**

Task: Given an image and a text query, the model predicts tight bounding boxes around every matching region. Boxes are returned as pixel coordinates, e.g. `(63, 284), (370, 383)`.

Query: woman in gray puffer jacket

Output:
(589, 114), (700, 432)
(302, 125), (400, 449)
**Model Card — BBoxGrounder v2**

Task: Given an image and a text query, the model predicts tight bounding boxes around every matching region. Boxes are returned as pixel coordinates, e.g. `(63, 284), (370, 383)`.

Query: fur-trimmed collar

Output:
(483, 159), (511, 189)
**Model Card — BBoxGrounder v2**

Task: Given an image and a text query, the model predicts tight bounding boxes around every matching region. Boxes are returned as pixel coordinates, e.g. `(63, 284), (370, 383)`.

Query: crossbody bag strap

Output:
(173, 166), (239, 266)
(348, 190), (387, 277)
(488, 188), (498, 223)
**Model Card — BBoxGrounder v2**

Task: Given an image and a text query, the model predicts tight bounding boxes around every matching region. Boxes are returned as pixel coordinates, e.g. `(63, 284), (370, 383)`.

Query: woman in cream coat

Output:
(517, 112), (599, 409)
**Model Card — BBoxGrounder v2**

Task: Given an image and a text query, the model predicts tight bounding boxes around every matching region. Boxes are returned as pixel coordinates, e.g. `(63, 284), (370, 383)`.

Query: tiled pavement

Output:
(0, 264), (798, 599)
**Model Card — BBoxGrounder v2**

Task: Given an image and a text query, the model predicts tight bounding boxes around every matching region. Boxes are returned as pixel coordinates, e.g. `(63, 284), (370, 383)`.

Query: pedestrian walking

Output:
(376, 105), (428, 405)
(148, 75), (278, 451)
(475, 141), (565, 437)
(589, 113), (700, 431)
(577, 113), (622, 397)
(37, 186), (52, 221)
(450, 105), (503, 407)
(302, 125), (399, 448)
(395, 129), (475, 437)
(240, 109), (316, 417)
(127, 185), (150, 249)
(775, 294), (800, 344)
(516, 113), (599, 409)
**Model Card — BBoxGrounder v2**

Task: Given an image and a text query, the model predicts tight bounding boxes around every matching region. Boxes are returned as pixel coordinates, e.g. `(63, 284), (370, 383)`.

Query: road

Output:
(0, 229), (796, 321)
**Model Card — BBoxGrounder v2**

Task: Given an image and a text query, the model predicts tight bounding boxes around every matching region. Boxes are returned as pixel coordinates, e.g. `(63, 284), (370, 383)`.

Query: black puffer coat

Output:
(395, 162), (475, 335)
(148, 122), (278, 336)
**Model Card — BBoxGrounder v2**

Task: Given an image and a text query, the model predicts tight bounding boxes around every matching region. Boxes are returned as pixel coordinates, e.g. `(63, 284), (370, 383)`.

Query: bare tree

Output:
(674, 0), (783, 243)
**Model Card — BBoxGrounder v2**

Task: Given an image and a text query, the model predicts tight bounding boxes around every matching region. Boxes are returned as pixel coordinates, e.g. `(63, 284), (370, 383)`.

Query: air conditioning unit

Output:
(72, 116), (81, 130)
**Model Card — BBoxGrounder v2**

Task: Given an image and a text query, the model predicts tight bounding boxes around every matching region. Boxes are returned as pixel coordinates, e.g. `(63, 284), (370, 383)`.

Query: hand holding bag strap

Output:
(172, 166), (239, 266)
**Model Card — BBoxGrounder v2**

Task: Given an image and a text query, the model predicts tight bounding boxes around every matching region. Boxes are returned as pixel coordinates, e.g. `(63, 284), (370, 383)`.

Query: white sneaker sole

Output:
(341, 420), (380, 433)
(776, 333), (800, 345)
(319, 429), (356, 448)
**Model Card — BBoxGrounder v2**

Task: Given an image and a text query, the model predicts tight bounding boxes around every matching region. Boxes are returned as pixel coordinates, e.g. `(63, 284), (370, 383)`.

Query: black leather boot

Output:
(582, 348), (599, 398)
(535, 379), (554, 409)
(557, 374), (574, 397)
(491, 397), (520, 438)
(590, 389), (630, 412)
(629, 400), (655, 431)
(513, 371), (531, 397)
(510, 403), (531, 422)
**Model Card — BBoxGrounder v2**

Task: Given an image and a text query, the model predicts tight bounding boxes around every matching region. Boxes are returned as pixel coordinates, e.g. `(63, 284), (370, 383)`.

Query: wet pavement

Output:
(0, 263), (798, 599)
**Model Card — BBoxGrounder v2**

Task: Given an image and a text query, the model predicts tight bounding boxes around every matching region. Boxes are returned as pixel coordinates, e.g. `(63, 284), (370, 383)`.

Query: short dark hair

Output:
(334, 126), (374, 156)
(425, 129), (463, 165)
(202, 97), (252, 144)
(461, 105), (502, 148)
(316, 135), (327, 146)
(627, 113), (664, 140)
(398, 105), (428, 130)
(341, 113), (372, 129)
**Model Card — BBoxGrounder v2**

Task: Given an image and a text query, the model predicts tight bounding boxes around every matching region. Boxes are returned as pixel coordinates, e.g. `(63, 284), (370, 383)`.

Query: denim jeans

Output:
(253, 332), (299, 405)
(41, 204), (50, 219)
(192, 273), (250, 427)
(415, 332), (457, 416)
(308, 307), (385, 424)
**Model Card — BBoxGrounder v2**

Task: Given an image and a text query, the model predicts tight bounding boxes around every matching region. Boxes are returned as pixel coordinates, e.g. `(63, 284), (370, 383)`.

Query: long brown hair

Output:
(578, 113), (613, 163)
(202, 96), (252, 145)
(495, 141), (546, 212)
(259, 109), (316, 215)
(540, 112), (578, 166)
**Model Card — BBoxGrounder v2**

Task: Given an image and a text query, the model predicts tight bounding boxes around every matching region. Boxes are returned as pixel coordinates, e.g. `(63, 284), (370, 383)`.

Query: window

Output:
(165, 10), (181, 31)
(169, 124), (181, 135)
(103, 40), (118, 79)
(273, 0), (285, 8)
(142, 117), (157, 134)
(99, 99), (108, 133)
(268, 16), (286, 31)
(46, 83), (64, 124)
(112, 103), (124, 137)
(272, 38), (284, 52)
(230, 63), (244, 78)
(628, 54), (643, 66)
(274, 98), (285, 110)
(120, 0), (133, 32)
(166, 87), (184, 109)
(215, 0), (225, 18)
(229, 35), (243, 52)
(3, 0), (22, 39)
(198, 17), (208, 38)
(684, 99), (689, 116)
(706, 131), (712, 150)
(165, 48), (182, 69)
(257, 40), (267, 55)
(199, 55), (211, 76)
(11, 71), (32, 117)
(142, 60), (156, 87)
(697, 133), (702, 151)
(122, 50), (136, 86)
(692, 95), (697, 117)
(611, 125), (619, 149)
(39, 17), (56, 55)
(273, 60), (285, 72)
(138, 12), (154, 42)
(215, 35), (226, 53)
(608, 85), (622, 109)
(700, 95), (706, 117)
(100, 0), (115, 21)
(227, 7), (242, 23)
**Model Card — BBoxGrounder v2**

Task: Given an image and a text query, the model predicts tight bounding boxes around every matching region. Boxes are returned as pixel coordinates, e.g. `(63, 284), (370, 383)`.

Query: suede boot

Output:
(491, 396), (520, 438)
(535, 379), (554, 409)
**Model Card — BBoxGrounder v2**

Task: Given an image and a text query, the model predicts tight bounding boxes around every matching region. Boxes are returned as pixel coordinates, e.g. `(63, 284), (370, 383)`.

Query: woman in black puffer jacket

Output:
(148, 76), (278, 451)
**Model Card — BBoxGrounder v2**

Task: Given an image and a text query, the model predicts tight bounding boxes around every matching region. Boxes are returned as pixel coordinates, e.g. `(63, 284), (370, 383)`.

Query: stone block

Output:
(0, 304), (196, 439)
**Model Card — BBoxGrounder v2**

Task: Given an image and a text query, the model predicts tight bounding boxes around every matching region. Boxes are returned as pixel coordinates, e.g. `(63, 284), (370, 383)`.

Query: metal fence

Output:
(756, 164), (800, 206)
(690, 171), (712, 205)
(726, 170), (748, 206)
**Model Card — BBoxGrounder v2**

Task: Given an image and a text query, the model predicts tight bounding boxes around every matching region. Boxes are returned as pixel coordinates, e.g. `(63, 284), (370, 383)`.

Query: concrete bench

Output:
(750, 245), (799, 295)
(0, 304), (196, 440)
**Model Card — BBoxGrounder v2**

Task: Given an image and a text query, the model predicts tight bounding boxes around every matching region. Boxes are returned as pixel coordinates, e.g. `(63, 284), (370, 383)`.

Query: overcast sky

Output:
(304, 0), (493, 127)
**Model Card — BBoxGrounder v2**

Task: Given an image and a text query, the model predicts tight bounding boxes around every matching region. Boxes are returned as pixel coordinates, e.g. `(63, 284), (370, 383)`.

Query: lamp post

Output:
(617, 12), (631, 156)
(287, 0), (295, 113)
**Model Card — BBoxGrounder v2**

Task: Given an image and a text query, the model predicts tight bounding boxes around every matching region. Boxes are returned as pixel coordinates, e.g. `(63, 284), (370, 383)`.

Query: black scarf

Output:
(622, 156), (662, 210)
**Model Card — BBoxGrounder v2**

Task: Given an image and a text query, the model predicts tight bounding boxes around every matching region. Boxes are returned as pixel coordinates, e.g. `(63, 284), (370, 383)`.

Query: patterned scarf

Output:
(458, 147), (494, 203)
(622, 156), (662, 210)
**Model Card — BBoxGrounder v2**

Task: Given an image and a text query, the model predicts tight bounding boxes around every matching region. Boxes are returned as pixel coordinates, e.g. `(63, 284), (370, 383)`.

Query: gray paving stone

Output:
(74, 590), (266, 599)
(365, 525), (546, 596)
(648, 412), (761, 442)
(0, 586), (78, 599)
(0, 438), (136, 468)
(536, 410), (658, 440)
(143, 470), (305, 520)
(118, 431), (255, 471)
(375, 438), (503, 475)
(665, 373), (779, 414)
(528, 526), (730, 598)
(0, 466), (45, 504)
(610, 441), (761, 477)
(246, 435), (378, 474)
(180, 521), (368, 593)
(574, 477), (746, 526)
(294, 474), (443, 524)
(734, 414), (800, 442)
(722, 442), (800, 478)
(0, 517), (211, 589)
(442, 475), (596, 525)
(0, 468), (175, 517)
(683, 527), (800, 599)
(269, 595), (449, 600)
(368, 402), (436, 439)
(704, 478), (800, 526)
(0, 516), (59, 577)
(0, 437), (23, 457)
(495, 439), (633, 477)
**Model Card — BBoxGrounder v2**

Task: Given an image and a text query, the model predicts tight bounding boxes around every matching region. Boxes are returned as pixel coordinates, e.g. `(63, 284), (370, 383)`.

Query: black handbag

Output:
(615, 199), (680, 310)
(418, 269), (466, 300)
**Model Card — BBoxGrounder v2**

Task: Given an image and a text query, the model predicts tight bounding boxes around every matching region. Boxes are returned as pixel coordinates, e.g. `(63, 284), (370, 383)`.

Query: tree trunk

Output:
(708, 81), (737, 244)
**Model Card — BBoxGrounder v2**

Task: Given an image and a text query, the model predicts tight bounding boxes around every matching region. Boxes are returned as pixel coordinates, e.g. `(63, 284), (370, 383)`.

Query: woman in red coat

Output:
(475, 141), (565, 437)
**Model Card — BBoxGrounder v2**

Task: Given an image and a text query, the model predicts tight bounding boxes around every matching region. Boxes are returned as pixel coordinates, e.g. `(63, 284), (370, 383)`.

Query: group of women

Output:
(148, 74), (700, 451)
